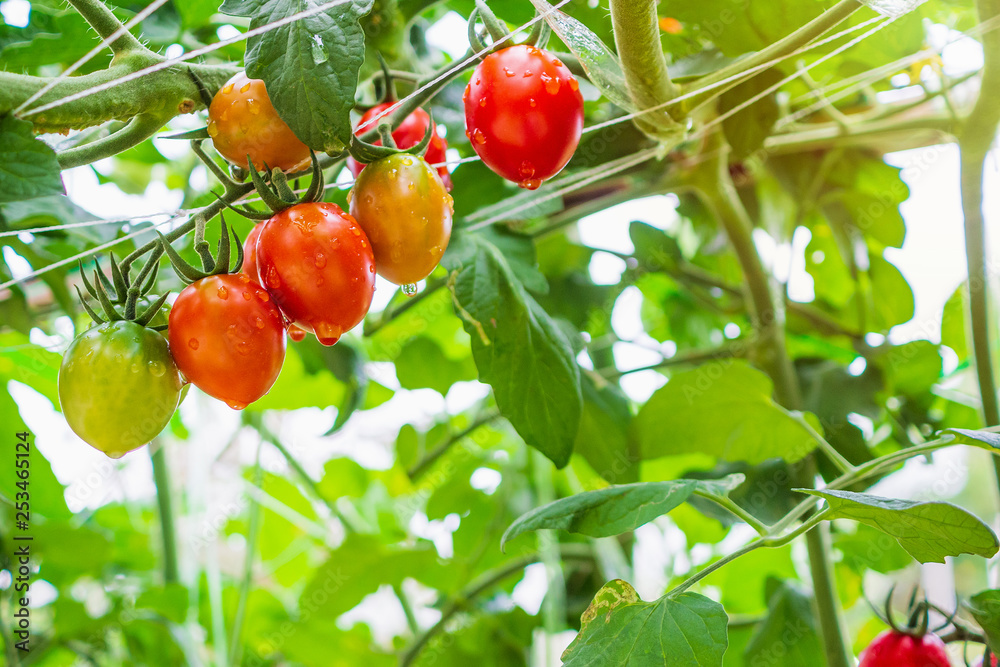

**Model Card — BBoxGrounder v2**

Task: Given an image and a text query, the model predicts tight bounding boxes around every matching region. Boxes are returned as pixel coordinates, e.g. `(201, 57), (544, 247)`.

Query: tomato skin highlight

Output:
(347, 104), (452, 190)
(349, 153), (453, 285)
(58, 321), (182, 458)
(168, 274), (286, 409)
(208, 72), (310, 172)
(242, 223), (309, 343)
(858, 631), (951, 667)
(463, 45), (584, 189)
(255, 202), (376, 346)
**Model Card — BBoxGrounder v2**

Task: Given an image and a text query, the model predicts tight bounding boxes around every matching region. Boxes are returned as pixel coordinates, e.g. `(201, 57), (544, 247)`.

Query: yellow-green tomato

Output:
(349, 153), (453, 286)
(58, 321), (183, 458)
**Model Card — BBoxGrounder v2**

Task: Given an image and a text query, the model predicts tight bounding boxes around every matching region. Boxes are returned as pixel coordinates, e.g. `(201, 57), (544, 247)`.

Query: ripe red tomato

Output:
(859, 631), (951, 667)
(255, 202), (375, 346)
(347, 104), (452, 190)
(168, 274), (286, 409)
(242, 223), (308, 343)
(349, 153), (452, 285)
(463, 44), (584, 190)
(208, 72), (310, 172)
(59, 321), (183, 458)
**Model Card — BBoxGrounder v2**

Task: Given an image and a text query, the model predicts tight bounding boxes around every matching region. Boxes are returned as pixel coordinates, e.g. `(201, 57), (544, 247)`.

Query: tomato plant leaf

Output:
(501, 474), (743, 548)
(562, 579), (728, 666)
(574, 372), (639, 485)
(635, 361), (821, 464)
(801, 489), (1000, 564)
(0, 114), (63, 203)
(221, 0), (375, 153)
(945, 428), (1000, 450)
(743, 578), (823, 664)
(443, 230), (581, 468)
(967, 590), (1000, 657)
(719, 70), (783, 160)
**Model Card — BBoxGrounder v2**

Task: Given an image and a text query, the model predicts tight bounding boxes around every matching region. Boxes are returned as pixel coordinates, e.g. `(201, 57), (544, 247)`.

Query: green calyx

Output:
(220, 151), (327, 220)
(348, 112), (435, 164)
(158, 214), (244, 284)
(76, 251), (168, 329)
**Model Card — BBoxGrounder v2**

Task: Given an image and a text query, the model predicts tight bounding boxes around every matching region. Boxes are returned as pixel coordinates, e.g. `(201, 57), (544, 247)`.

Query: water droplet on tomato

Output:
(519, 160), (535, 179)
(402, 156), (413, 166)
(242, 290), (251, 300)
(552, 58), (563, 68)
(369, 265), (375, 273)
(528, 46), (541, 56)
(258, 291), (270, 302)
(188, 338), (200, 350)
(351, 227), (361, 236)
(226, 400), (247, 410)
(316, 277), (325, 286)
(247, 99), (261, 115)
(472, 129), (486, 145)
(236, 340), (251, 355)
(401, 283), (418, 297)
(475, 77), (481, 85)
(569, 77), (579, 92)
(479, 97), (487, 108)
(148, 361), (166, 377)
(540, 73), (559, 94)
(220, 108), (230, 121)
(523, 69), (533, 77)
(254, 316), (265, 329)
(218, 286), (229, 300)
(207, 121), (219, 137)
(240, 82), (251, 93)
(314, 253), (327, 268)
(465, 129), (472, 140)
(503, 67), (514, 77)
(408, 182), (416, 191)
(519, 178), (542, 190)
(529, 98), (537, 108)
(266, 267), (281, 288)
(223, 83), (235, 94)
(287, 326), (307, 342)
(360, 239), (367, 248)
(239, 273), (250, 283)
(314, 322), (342, 346)
(105, 451), (125, 460)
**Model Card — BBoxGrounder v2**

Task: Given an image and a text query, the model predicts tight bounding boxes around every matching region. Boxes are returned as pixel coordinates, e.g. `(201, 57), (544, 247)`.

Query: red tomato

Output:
(347, 104), (452, 190)
(208, 72), (310, 172)
(463, 45), (584, 189)
(242, 223), (309, 343)
(255, 202), (375, 346)
(859, 631), (951, 667)
(168, 274), (286, 409)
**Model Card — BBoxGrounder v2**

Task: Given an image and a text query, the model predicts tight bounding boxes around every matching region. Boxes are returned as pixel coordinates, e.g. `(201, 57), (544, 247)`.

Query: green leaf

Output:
(719, 70), (783, 160)
(501, 475), (743, 548)
(316, 457), (369, 501)
(941, 284), (968, 359)
(0, 115), (63, 203)
(395, 337), (477, 396)
(744, 578), (823, 665)
(967, 590), (1000, 657)
(223, 0), (375, 153)
(574, 372), (639, 485)
(945, 428), (1000, 450)
(562, 580), (728, 667)
(636, 361), (820, 464)
(801, 489), (999, 564)
(443, 230), (581, 468)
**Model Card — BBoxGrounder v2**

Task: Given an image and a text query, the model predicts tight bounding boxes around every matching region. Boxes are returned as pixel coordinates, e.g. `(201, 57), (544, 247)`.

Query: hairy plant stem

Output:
(693, 134), (854, 667)
(150, 441), (179, 584)
(399, 544), (593, 666)
(66, 0), (149, 55)
(959, 0), (1000, 495)
(609, 0), (683, 138)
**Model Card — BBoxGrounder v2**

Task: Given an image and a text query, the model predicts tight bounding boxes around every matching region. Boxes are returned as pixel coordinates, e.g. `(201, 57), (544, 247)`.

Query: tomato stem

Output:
(959, 0), (1000, 501)
(150, 440), (180, 584)
(66, 0), (150, 57)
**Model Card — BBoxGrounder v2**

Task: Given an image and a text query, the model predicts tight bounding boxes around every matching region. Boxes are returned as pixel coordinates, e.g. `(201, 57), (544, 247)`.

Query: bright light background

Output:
(4, 1), (1000, 657)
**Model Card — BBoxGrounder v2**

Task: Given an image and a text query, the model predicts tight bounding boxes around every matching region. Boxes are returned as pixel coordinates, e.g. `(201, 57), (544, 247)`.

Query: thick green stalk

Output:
(959, 0), (1000, 490)
(66, 0), (148, 55)
(150, 441), (179, 584)
(609, 0), (683, 138)
(696, 136), (854, 667)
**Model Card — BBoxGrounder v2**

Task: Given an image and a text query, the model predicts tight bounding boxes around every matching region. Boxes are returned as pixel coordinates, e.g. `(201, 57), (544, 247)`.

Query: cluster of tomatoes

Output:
(58, 42), (585, 458)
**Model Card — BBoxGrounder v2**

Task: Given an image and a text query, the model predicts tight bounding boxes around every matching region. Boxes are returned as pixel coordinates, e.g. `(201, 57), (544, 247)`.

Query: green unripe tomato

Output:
(58, 321), (183, 458)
